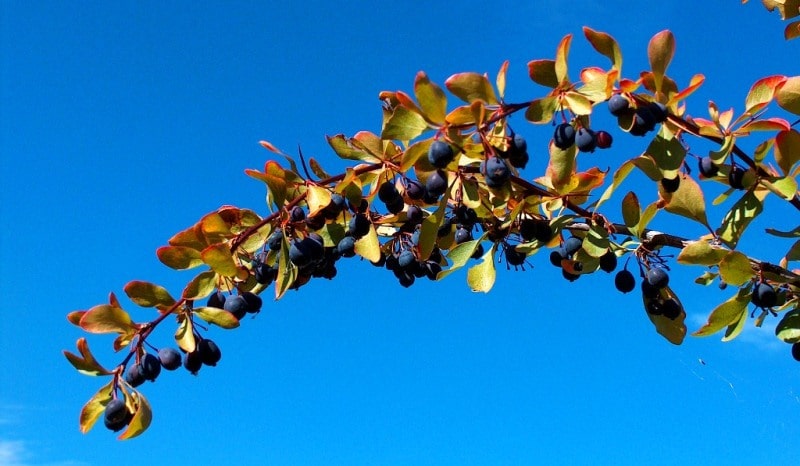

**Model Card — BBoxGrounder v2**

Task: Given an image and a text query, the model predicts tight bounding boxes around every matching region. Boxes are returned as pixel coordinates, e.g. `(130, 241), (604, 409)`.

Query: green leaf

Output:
(761, 175), (798, 200)
(775, 129), (800, 175)
(563, 91), (592, 115)
(647, 30), (675, 93)
(595, 160), (635, 209)
(194, 307), (240, 329)
(716, 190), (764, 249)
(414, 71), (447, 125)
(439, 233), (489, 281)
(721, 308), (748, 342)
(661, 174), (710, 228)
(777, 75), (800, 115)
(175, 317), (196, 353)
(776, 309), (800, 343)
(545, 142), (577, 191)
(693, 287), (752, 337)
(123, 281), (176, 308)
(381, 106), (429, 141)
(583, 224), (610, 258)
(201, 243), (240, 278)
(621, 191), (640, 230)
(744, 75), (786, 114)
(182, 270), (218, 301)
(786, 240), (800, 262)
(766, 225), (800, 238)
(527, 59), (558, 88)
(718, 251), (754, 286)
(677, 241), (728, 266)
(554, 34), (573, 84)
(525, 96), (558, 124)
(646, 132), (686, 173)
(583, 27), (622, 71)
(644, 287), (686, 345)
(79, 304), (135, 335)
(156, 246), (203, 270)
(400, 139), (431, 172)
(634, 202), (659, 238)
(326, 134), (381, 163)
(354, 224), (381, 263)
(419, 196), (448, 261)
(467, 245), (496, 293)
(275, 235), (297, 300)
(444, 72), (498, 104)
(118, 391), (152, 440)
(79, 380), (114, 434)
(64, 337), (112, 376)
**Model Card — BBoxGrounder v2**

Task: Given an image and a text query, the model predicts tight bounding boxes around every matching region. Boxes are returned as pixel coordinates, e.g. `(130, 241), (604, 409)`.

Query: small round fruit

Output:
(553, 123), (576, 149)
(792, 342), (800, 362)
(505, 246), (526, 266)
(140, 353), (161, 381)
(404, 179), (425, 200)
(661, 176), (680, 193)
(728, 166), (747, 190)
(550, 248), (567, 267)
(698, 156), (719, 178)
(348, 213), (371, 239)
(454, 226), (472, 244)
(183, 350), (203, 375)
(124, 364), (146, 387)
(425, 170), (448, 198)
(483, 156), (510, 188)
(661, 299), (681, 319)
(290, 206), (306, 222)
(397, 250), (416, 269)
(599, 250), (617, 273)
(562, 269), (580, 282)
(595, 131), (613, 149)
(224, 295), (248, 320)
(563, 236), (583, 256)
(198, 339), (222, 366)
(647, 268), (670, 289)
(378, 181), (400, 203)
(241, 291), (262, 314)
(607, 94), (630, 116)
(207, 291), (226, 309)
(575, 128), (597, 152)
(751, 282), (777, 308)
(104, 398), (132, 432)
(648, 102), (668, 123)
(614, 270), (636, 293)
(428, 140), (455, 168)
(158, 348), (182, 371)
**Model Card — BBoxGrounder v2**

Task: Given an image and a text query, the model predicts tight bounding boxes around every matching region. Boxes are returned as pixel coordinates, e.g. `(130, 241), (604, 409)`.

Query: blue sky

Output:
(2, 1), (799, 465)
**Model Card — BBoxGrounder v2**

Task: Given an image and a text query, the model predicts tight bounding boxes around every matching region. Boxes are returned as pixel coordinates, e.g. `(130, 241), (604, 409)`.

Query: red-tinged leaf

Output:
(157, 245), (203, 270)
(182, 270), (218, 300)
(578, 67), (615, 101)
(595, 159), (635, 209)
(118, 391), (152, 440)
(113, 331), (135, 352)
(573, 167), (606, 193)
(670, 73), (705, 105)
(308, 157), (330, 180)
(545, 142), (577, 191)
(123, 281), (176, 308)
(445, 105), (476, 125)
(693, 288), (752, 337)
(777, 76), (800, 115)
(175, 317), (196, 353)
(736, 117), (790, 134)
(109, 292), (121, 308)
(381, 106), (429, 141)
(775, 129), (800, 175)
(65, 337), (112, 376)
(414, 71), (447, 125)
(583, 27), (622, 71)
(621, 191), (641, 229)
(648, 30), (675, 92)
(527, 59), (558, 88)
(168, 223), (206, 249)
(761, 0), (800, 19)
(79, 305), (135, 335)
(554, 34), (573, 85)
(444, 72), (498, 105)
(660, 174), (710, 229)
(259, 140), (286, 155)
(201, 243), (239, 277)
(67, 310), (85, 326)
(326, 134), (381, 163)
(496, 60), (509, 99)
(194, 307), (240, 329)
(786, 20), (800, 40)
(79, 380), (114, 433)
(745, 75), (787, 113)
(394, 90), (423, 117)
(524, 96), (558, 124)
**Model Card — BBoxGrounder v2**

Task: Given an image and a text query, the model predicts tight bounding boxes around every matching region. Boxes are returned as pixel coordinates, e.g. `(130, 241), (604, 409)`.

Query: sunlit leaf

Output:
(182, 270), (218, 301)
(381, 106), (429, 141)
(693, 287), (752, 337)
(467, 245), (496, 293)
(496, 60), (509, 99)
(545, 142), (577, 191)
(123, 281), (176, 308)
(582, 223), (610, 257)
(677, 241), (728, 266)
(721, 307), (748, 342)
(761, 175), (798, 200)
(445, 72), (498, 105)
(777, 76), (800, 115)
(156, 246), (203, 270)
(661, 174), (710, 228)
(401, 139), (432, 172)
(595, 160), (634, 209)
(306, 185), (332, 217)
(275, 235), (297, 300)
(554, 34), (573, 84)
(718, 251), (754, 286)
(118, 391), (152, 440)
(527, 59), (558, 88)
(439, 233), (489, 281)
(354, 224), (381, 263)
(776, 309), (800, 343)
(644, 287), (686, 345)
(79, 305), (135, 335)
(648, 30), (675, 92)
(786, 20), (800, 40)
(419, 196), (447, 261)
(78, 380), (114, 434)
(326, 134), (381, 163)
(563, 91), (592, 115)
(201, 243), (240, 278)
(583, 27), (622, 71)
(525, 96), (558, 124)
(717, 190), (765, 248)
(175, 317), (196, 353)
(621, 191), (640, 229)
(194, 306), (240, 329)
(64, 337), (112, 376)
(414, 71), (447, 125)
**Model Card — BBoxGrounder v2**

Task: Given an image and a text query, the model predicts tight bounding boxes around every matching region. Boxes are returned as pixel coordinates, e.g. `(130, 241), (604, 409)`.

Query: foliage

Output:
(66, 2), (800, 438)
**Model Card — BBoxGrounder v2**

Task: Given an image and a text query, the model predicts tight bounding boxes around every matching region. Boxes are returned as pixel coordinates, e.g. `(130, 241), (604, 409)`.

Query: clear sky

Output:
(2, 1), (799, 465)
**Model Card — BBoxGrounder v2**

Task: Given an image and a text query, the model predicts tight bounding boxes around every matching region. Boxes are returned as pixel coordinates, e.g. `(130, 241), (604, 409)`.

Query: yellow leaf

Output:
(354, 224), (381, 263)
(175, 318), (196, 353)
(79, 380), (115, 434)
(648, 30), (675, 92)
(118, 391), (152, 440)
(123, 280), (176, 308)
(718, 251), (754, 286)
(194, 307), (240, 329)
(201, 243), (239, 277)
(79, 305), (135, 335)
(467, 245), (496, 293)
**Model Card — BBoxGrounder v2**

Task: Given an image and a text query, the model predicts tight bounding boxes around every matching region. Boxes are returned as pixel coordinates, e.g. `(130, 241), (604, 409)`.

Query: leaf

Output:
(354, 224), (381, 263)
(467, 245), (496, 293)
(306, 185), (332, 217)
(583, 27), (622, 71)
(718, 251), (754, 286)
(775, 129), (800, 175)
(496, 60), (509, 99)
(634, 202), (659, 238)
(646, 133), (686, 172)
(721, 308), (748, 342)
(677, 241), (728, 266)
(527, 59), (558, 88)
(595, 160), (635, 209)
(64, 338), (112, 376)
(201, 243), (240, 277)
(621, 191), (640, 229)
(525, 96), (558, 124)
(439, 233), (489, 281)
(123, 281), (176, 308)
(563, 91), (592, 115)
(414, 71), (447, 125)
(776, 310), (800, 343)
(716, 190), (764, 249)
(761, 175), (798, 200)
(326, 134), (381, 163)
(545, 142), (578, 191)
(444, 72), (498, 105)
(777, 76), (800, 115)
(582, 224), (610, 258)
(79, 305), (135, 335)
(118, 391), (152, 440)
(647, 30), (675, 93)
(275, 235), (297, 300)
(79, 380), (114, 433)
(194, 307), (240, 329)
(766, 225), (800, 238)
(693, 287), (752, 337)
(786, 239), (800, 262)
(644, 287), (686, 345)
(736, 118), (791, 134)
(661, 174), (710, 228)
(182, 270), (218, 301)
(554, 34), (573, 84)
(786, 20), (800, 40)
(745, 75), (787, 113)
(400, 139), (431, 172)
(419, 196), (448, 261)
(381, 106), (429, 141)
(67, 310), (85, 326)
(156, 246), (203, 270)
(175, 317), (196, 353)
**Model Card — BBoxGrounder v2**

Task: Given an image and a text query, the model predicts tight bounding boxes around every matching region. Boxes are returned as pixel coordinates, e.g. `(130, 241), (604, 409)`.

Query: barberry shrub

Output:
(65, 3), (800, 439)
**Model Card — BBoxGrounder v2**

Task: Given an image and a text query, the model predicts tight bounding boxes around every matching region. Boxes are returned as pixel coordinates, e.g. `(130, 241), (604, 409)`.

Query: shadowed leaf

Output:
(124, 281), (176, 308)
(201, 243), (239, 277)
(777, 76), (800, 115)
(182, 270), (218, 300)
(445, 72), (498, 105)
(194, 307), (240, 329)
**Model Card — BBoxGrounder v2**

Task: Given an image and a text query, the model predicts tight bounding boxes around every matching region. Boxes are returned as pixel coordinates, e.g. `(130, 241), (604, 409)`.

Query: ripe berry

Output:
(630, 107), (656, 136)
(267, 230), (283, 251)
(507, 133), (529, 169)
(647, 268), (670, 289)
(698, 156), (719, 178)
(641, 280), (661, 298)
(198, 339), (222, 366)
(406, 205), (423, 224)
(254, 261), (276, 285)
(519, 219), (553, 243)
(241, 291), (262, 314)
(140, 353), (161, 381)
(454, 226), (472, 244)
(424, 261), (442, 280)
(599, 250), (617, 273)
(378, 181), (400, 203)
(563, 236), (583, 256)
(428, 140), (455, 168)
(207, 291), (226, 309)
(661, 299), (681, 319)
(792, 342), (800, 362)
(397, 250), (416, 269)
(607, 94), (631, 116)
(224, 295), (248, 320)
(323, 193), (346, 219)
(483, 156), (510, 188)
(124, 364), (146, 387)
(595, 131), (613, 149)
(290, 206), (306, 223)
(158, 348), (182, 371)
(562, 269), (580, 282)
(575, 128), (597, 152)
(183, 350), (203, 375)
(425, 170), (448, 198)
(553, 123), (576, 149)
(648, 102), (668, 123)
(614, 270), (636, 293)
(661, 176), (680, 193)
(348, 213), (371, 239)
(751, 282), (777, 308)
(505, 246), (526, 266)
(550, 248), (567, 267)
(104, 398), (132, 432)
(385, 196), (405, 215)
(728, 166), (747, 190)
(404, 179), (424, 200)
(337, 236), (356, 258)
